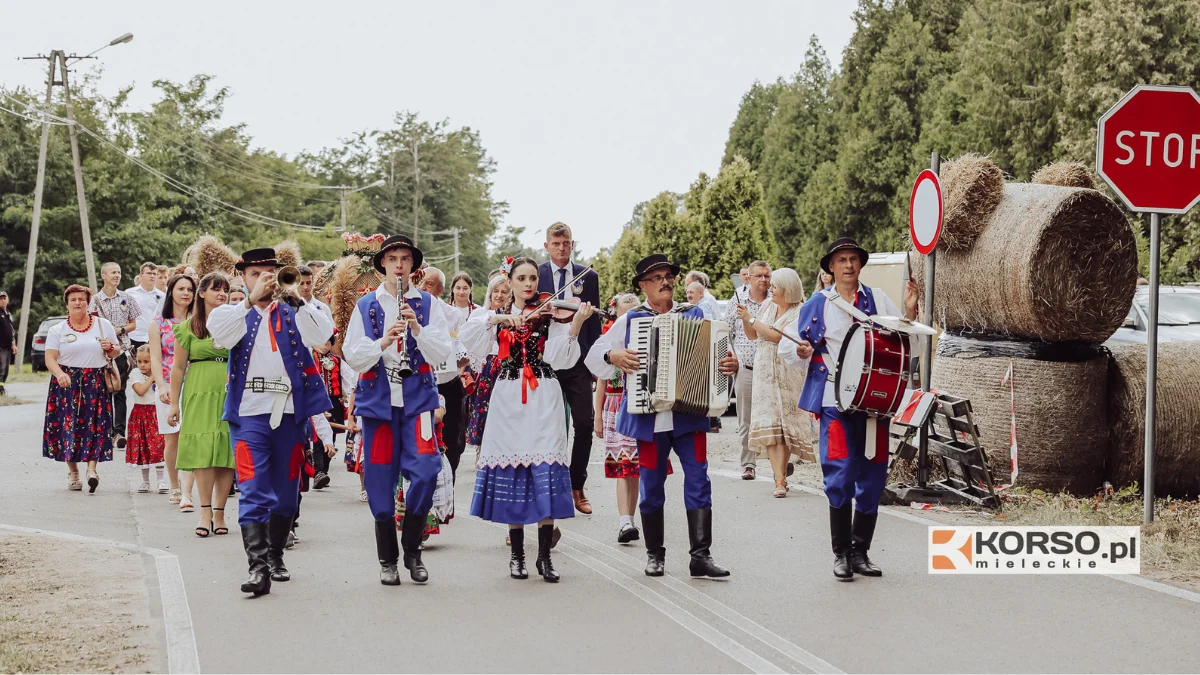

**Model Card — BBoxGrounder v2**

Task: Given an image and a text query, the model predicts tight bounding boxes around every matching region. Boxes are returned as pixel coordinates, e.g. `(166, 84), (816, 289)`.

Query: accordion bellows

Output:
(627, 315), (732, 417)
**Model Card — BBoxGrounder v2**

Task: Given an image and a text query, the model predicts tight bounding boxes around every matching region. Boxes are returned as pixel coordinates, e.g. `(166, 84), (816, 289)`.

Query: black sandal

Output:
(213, 507), (229, 535)
(195, 505), (213, 538)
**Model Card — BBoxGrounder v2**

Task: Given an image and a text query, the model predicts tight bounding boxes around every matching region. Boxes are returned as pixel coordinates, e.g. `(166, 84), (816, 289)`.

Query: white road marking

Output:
(564, 531), (844, 674)
(710, 466), (1200, 606)
(555, 541), (787, 674)
(0, 523), (201, 674)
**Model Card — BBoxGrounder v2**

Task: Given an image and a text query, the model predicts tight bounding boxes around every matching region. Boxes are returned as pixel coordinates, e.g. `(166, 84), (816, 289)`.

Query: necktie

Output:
(558, 268), (567, 294)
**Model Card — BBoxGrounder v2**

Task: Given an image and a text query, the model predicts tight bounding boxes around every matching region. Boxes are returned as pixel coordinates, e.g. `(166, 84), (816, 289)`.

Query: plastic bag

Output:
(431, 452), (455, 523)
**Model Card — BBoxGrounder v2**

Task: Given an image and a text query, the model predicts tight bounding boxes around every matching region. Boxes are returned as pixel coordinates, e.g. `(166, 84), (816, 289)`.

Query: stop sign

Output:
(1097, 84), (1200, 214)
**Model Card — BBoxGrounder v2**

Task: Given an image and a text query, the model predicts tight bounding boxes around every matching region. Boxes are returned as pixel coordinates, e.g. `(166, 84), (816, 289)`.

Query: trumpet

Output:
(274, 265), (304, 308)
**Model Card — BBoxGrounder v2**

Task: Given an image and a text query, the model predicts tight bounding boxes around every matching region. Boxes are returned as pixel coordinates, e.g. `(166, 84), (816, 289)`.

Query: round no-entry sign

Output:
(909, 169), (943, 255)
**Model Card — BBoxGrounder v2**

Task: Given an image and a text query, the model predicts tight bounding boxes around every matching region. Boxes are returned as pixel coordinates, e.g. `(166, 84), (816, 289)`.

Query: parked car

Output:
(31, 316), (66, 371)
(1107, 286), (1200, 345)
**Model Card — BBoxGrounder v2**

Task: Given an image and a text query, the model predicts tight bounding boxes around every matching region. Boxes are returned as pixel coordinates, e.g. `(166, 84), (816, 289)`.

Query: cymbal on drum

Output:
(871, 315), (938, 336)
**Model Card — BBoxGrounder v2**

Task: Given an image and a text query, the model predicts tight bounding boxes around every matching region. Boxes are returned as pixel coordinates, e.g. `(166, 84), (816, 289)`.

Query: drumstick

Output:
(759, 323), (807, 348)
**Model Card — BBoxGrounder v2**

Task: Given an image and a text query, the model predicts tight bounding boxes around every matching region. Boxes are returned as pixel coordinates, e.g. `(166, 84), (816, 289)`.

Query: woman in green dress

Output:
(168, 272), (235, 537)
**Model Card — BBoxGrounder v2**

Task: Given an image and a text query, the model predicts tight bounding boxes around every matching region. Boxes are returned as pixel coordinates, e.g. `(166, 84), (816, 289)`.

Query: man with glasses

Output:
(587, 254), (739, 578)
(724, 260), (772, 480)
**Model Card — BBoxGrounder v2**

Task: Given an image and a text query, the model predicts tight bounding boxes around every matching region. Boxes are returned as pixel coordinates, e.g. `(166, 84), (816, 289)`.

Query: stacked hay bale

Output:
(919, 158), (1139, 493)
(1106, 343), (1200, 498)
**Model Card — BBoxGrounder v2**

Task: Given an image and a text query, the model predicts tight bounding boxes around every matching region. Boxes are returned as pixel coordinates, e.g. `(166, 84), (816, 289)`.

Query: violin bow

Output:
(526, 264), (597, 316)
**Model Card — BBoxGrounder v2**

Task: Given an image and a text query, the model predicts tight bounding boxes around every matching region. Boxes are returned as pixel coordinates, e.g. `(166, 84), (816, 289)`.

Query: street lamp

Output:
(68, 33), (135, 64)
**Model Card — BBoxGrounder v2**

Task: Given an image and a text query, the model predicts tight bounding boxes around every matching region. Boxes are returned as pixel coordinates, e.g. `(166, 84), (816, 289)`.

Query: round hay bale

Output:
(937, 153), (1005, 251)
(930, 332), (1109, 494)
(1032, 162), (1096, 190)
(912, 183), (1137, 342)
(1106, 342), (1200, 498)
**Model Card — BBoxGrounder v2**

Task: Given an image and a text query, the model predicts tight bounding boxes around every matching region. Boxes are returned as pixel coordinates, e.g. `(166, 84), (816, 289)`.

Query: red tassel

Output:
(521, 363), (539, 404)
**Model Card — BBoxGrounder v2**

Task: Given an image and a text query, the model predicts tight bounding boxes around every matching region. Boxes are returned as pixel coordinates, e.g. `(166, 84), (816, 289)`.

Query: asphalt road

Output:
(2, 380), (1199, 674)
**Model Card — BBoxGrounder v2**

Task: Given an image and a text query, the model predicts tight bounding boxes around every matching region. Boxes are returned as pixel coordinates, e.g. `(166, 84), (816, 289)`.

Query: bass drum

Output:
(834, 322), (911, 417)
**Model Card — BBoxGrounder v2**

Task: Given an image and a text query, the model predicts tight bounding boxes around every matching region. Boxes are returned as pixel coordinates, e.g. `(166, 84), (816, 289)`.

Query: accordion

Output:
(626, 314), (732, 417)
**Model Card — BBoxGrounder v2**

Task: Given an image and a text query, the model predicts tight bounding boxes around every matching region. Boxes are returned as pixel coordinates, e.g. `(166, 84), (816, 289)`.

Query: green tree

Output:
(759, 36), (837, 268)
(721, 81), (782, 169)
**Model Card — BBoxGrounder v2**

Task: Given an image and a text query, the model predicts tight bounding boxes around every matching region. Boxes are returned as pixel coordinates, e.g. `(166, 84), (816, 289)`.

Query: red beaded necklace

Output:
(67, 313), (94, 334)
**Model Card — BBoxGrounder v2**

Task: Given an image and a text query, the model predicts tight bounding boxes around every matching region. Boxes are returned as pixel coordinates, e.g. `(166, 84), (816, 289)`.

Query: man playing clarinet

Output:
(587, 254), (739, 579)
(343, 235), (452, 587)
(209, 248), (334, 597)
(780, 238), (919, 581)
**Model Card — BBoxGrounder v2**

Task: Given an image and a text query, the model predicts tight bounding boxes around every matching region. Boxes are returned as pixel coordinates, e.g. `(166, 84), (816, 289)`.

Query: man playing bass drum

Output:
(780, 238), (919, 581)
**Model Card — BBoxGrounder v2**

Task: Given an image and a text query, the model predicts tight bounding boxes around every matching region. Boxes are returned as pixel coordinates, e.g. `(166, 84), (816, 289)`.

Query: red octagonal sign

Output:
(1097, 85), (1200, 214)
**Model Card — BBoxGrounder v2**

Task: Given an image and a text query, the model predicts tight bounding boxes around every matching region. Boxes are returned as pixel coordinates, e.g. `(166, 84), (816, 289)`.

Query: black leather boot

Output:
(850, 510), (883, 577)
(266, 513), (292, 582)
(642, 509), (666, 577)
(401, 513), (429, 583)
(509, 527), (528, 579)
(686, 509), (730, 579)
(830, 504), (854, 581)
(240, 522), (271, 596)
(535, 524), (559, 582)
(374, 520), (401, 586)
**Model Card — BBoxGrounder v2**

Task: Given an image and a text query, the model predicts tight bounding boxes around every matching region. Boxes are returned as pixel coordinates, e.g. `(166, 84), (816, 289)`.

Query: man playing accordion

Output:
(781, 238), (920, 581)
(587, 254), (739, 579)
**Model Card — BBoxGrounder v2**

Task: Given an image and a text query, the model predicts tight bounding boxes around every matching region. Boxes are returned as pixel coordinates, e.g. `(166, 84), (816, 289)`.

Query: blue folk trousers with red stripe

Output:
(362, 407), (440, 523)
(637, 431), (712, 513)
(232, 413), (308, 524)
(819, 407), (889, 515)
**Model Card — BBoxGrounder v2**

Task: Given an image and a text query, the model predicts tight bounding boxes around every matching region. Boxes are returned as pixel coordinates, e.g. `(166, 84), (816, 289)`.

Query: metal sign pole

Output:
(917, 151), (940, 487)
(1144, 212), (1161, 524)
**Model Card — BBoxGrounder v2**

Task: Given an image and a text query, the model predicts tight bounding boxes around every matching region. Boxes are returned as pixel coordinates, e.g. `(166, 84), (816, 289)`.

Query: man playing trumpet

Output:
(209, 248), (335, 596)
(343, 235), (452, 587)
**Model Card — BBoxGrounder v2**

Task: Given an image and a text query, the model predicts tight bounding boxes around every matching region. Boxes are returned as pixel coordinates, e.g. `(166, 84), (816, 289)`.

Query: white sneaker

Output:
(138, 481), (150, 494)
(359, 490), (369, 502)
(157, 480), (168, 494)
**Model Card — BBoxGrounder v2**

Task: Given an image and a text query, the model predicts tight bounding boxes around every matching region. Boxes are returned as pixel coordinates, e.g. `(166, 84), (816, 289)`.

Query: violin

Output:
(519, 293), (612, 324)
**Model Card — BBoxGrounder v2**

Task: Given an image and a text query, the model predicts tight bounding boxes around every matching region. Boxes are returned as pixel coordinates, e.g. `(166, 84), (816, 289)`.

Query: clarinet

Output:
(395, 279), (415, 378)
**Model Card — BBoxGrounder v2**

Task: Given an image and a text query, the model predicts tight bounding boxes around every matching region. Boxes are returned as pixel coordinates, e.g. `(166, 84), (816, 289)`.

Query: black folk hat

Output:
(235, 248), (281, 272)
(632, 254), (682, 289)
(820, 237), (870, 274)
(372, 235), (424, 274)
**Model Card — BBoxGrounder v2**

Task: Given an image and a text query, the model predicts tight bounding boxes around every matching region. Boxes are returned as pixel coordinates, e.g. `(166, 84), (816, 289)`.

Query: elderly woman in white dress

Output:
(736, 267), (813, 497)
(459, 257), (594, 583)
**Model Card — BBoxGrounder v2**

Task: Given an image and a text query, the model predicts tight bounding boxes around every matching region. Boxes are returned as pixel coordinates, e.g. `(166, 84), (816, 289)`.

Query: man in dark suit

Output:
(539, 222), (602, 514)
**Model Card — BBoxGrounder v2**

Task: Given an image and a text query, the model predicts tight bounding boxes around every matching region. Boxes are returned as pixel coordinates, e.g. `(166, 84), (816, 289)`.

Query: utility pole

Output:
(59, 53), (98, 293)
(340, 188), (347, 231)
(13, 34), (133, 371)
(453, 228), (460, 275)
(410, 138), (421, 245)
(13, 53), (57, 372)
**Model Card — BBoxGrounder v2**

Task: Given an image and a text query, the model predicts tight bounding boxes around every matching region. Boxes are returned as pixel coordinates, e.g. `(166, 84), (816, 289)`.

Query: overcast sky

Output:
(0, 0), (857, 256)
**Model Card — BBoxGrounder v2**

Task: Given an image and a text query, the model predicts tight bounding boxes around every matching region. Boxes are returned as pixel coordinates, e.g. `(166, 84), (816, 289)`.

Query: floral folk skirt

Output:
(464, 354), (499, 447)
(125, 403), (165, 466)
(42, 366), (113, 463)
(601, 393), (672, 479)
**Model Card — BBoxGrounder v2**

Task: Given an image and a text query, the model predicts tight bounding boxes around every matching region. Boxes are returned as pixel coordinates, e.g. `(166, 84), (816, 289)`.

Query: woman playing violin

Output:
(459, 256), (594, 583)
